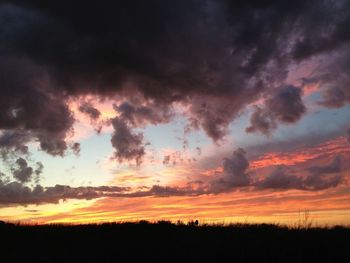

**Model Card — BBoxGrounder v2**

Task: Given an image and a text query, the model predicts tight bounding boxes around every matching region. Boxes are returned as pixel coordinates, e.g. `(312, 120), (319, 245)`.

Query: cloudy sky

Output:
(0, 0), (350, 225)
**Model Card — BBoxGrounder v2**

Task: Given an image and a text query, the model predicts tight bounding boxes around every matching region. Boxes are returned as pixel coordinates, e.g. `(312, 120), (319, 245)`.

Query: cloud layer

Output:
(1, 1), (350, 205)
(246, 86), (306, 135)
(0, 0), (350, 164)
(0, 148), (346, 205)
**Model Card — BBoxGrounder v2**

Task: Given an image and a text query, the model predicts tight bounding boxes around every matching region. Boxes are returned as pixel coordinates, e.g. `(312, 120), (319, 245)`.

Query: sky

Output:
(0, 0), (350, 225)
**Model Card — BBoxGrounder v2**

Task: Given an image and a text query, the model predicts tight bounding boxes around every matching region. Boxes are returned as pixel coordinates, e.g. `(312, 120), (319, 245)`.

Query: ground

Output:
(1, 221), (349, 262)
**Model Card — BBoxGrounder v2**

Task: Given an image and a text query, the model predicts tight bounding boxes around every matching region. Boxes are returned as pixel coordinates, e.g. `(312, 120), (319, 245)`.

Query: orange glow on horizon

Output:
(1, 136), (349, 226)
(2, 187), (349, 226)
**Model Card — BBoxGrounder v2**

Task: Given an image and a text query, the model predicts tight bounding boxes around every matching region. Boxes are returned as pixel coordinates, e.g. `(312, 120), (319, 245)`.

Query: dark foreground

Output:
(1, 221), (349, 263)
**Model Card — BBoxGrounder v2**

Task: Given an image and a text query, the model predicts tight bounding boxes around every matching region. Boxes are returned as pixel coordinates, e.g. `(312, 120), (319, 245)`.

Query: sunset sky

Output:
(0, 0), (350, 225)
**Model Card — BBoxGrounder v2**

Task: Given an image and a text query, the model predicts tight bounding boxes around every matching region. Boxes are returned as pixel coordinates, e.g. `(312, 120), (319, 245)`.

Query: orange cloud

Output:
(303, 82), (320, 97)
(251, 137), (350, 169)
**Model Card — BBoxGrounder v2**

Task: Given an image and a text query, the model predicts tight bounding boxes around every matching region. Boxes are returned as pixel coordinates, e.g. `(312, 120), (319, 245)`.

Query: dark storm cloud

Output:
(207, 149), (345, 192)
(0, 130), (31, 160)
(0, 180), (203, 205)
(12, 158), (33, 183)
(188, 97), (255, 142)
(314, 49), (350, 108)
(3, 0), (349, 156)
(246, 86), (306, 135)
(246, 106), (276, 135)
(347, 129), (350, 143)
(256, 157), (344, 191)
(208, 148), (250, 193)
(115, 101), (174, 127)
(255, 166), (343, 191)
(77, 100), (105, 133)
(303, 173), (343, 191)
(256, 166), (303, 190)
(10, 157), (44, 184)
(291, 0), (350, 61)
(302, 156), (344, 190)
(110, 117), (145, 165)
(111, 100), (174, 164)
(0, 56), (75, 157)
(222, 148), (250, 186)
(78, 102), (101, 120)
(267, 86), (306, 123)
(0, 0), (293, 97)
(0, 182), (130, 205)
(308, 155), (342, 175)
(0, 0), (349, 199)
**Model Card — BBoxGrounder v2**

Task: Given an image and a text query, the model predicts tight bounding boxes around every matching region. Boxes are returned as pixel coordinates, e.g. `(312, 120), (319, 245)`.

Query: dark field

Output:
(1, 221), (349, 263)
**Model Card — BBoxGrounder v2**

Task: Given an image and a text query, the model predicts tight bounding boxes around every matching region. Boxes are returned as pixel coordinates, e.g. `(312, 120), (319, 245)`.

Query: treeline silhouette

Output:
(0, 220), (349, 263)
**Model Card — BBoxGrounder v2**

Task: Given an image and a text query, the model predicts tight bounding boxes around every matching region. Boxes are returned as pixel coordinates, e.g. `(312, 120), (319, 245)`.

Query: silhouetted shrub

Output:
(188, 220), (199, 226)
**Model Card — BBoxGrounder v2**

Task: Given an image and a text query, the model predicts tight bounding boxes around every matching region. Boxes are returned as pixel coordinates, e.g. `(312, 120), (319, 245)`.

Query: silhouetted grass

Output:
(0, 220), (349, 262)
